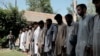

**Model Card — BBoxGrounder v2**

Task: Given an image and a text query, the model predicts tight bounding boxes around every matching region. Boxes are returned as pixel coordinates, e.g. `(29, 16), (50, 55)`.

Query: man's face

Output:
(56, 19), (62, 25)
(34, 24), (38, 29)
(93, 0), (100, 14)
(76, 6), (84, 16)
(20, 30), (22, 33)
(39, 24), (44, 28)
(10, 31), (12, 35)
(46, 21), (51, 26)
(65, 17), (72, 24)
(25, 28), (28, 31)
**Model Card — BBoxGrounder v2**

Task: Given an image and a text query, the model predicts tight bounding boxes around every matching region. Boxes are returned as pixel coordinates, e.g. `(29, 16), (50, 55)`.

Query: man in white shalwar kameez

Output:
(75, 4), (94, 56)
(19, 28), (26, 52)
(30, 22), (38, 56)
(33, 25), (40, 56)
(64, 14), (75, 56)
(92, 0), (100, 56)
(18, 30), (22, 47)
(37, 21), (46, 56)
(26, 26), (32, 54)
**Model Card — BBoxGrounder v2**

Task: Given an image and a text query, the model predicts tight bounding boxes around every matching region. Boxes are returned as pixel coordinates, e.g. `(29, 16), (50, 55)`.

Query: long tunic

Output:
(18, 33), (21, 47)
(65, 23), (74, 55)
(76, 14), (93, 56)
(93, 15), (100, 56)
(33, 26), (40, 54)
(55, 23), (67, 55)
(44, 24), (57, 52)
(38, 27), (46, 53)
(26, 30), (32, 49)
(30, 28), (35, 56)
(19, 32), (26, 51)
(70, 22), (79, 56)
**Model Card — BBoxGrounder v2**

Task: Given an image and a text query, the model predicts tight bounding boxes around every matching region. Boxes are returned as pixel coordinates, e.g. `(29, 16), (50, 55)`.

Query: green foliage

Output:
(0, 49), (27, 56)
(26, 0), (53, 13)
(0, 36), (7, 46)
(0, 4), (27, 38)
(87, 0), (96, 14)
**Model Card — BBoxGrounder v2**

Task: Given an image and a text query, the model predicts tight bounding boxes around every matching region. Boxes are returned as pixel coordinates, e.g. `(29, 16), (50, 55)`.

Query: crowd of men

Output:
(7, 0), (100, 56)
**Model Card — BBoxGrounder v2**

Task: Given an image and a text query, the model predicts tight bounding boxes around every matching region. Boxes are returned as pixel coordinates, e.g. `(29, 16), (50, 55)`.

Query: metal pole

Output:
(73, 0), (77, 22)
(15, 0), (17, 7)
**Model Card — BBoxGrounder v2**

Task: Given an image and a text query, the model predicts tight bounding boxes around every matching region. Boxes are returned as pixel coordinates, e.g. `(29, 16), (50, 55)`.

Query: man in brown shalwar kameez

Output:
(54, 14), (67, 56)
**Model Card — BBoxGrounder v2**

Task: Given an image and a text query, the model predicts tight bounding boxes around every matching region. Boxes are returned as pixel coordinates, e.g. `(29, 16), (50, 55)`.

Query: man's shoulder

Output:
(93, 14), (99, 18)
(62, 23), (67, 28)
(85, 14), (94, 20)
(51, 24), (57, 28)
(88, 14), (97, 22)
(52, 23), (57, 26)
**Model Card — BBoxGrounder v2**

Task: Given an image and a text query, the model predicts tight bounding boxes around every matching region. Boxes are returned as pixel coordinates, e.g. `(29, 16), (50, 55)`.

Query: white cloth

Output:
(18, 33), (21, 46)
(76, 14), (93, 56)
(24, 31), (27, 43)
(93, 15), (100, 56)
(19, 32), (26, 51)
(65, 23), (74, 55)
(33, 26), (40, 54)
(26, 30), (32, 49)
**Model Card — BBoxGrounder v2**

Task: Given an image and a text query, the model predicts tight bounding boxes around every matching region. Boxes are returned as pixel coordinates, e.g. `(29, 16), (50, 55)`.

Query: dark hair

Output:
(38, 20), (44, 25)
(31, 22), (38, 27)
(46, 19), (52, 23)
(65, 14), (73, 20)
(54, 14), (62, 20)
(33, 22), (38, 25)
(92, 0), (100, 4)
(76, 4), (87, 10)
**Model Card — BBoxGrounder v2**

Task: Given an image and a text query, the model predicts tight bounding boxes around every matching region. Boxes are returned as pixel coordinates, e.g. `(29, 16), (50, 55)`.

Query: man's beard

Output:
(67, 21), (72, 26)
(96, 7), (100, 14)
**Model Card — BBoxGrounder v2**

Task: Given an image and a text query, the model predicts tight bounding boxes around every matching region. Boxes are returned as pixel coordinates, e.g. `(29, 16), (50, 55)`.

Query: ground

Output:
(0, 49), (27, 56)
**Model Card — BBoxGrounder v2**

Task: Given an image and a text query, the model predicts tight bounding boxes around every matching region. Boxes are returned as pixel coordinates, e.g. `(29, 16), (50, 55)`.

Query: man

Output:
(19, 28), (26, 52)
(44, 19), (57, 56)
(37, 20), (46, 56)
(64, 14), (77, 56)
(7, 30), (15, 50)
(92, 0), (100, 56)
(26, 25), (32, 55)
(54, 14), (67, 56)
(33, 22), (40, 56)
(18, 30), (22, 47)
(24, 27), (28, 47)
(30, 22), (38, 56)
(75, 4), (94, 56)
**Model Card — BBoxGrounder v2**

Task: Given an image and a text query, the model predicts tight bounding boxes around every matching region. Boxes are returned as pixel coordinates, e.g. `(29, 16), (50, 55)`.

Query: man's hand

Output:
(62, 46), (66, 52)
(52, 41), (55, 46)
(85, 46), (93, 56)
(36, 43), (38, 46)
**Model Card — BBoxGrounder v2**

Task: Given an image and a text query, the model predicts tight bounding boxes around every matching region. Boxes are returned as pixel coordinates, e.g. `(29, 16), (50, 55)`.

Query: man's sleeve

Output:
(52, 25), (57, 42)
(87, 16), (95, 47)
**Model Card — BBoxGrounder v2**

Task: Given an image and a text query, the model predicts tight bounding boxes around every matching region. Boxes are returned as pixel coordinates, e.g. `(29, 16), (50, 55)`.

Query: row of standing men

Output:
(19, 13), (75, 56)
(18, 0), (100, 56)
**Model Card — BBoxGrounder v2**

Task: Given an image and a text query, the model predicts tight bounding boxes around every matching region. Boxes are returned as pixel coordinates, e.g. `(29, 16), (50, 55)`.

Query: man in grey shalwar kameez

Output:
(64, 14), (77, 56)
(92, 0), (100, 56)
(75, 4), (94, 56)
